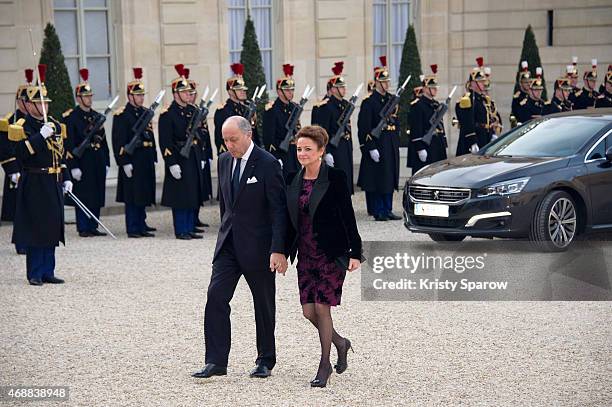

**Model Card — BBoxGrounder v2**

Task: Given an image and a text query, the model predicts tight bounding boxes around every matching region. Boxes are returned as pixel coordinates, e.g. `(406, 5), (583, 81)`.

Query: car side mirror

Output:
(606, 147), (612, 162)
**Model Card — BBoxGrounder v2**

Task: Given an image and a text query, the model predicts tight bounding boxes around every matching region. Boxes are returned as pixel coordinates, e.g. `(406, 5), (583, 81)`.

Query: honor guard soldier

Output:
(185, 68), (213, 228)
(263, 63), (301, 177)
(544, 76), (573, 115)
(357, 56), (401, 221)
(311, 62), (337, 126)
(214, 63), (261, 155)
(311, 61), (354, 193)
(10, 64), (70, 285)
(0, 69), (32, 255)
(158, 64), (204, 240)
(567, 56), (580, 107)
(510, 61), (531, 127)
(63, 68), (110, 237)
(455, 57), (489, 156)
(573, 59), (600, 110)
(407, 64), (447, 175)
(112, 67), (157, 238)
(595, 67), (612, 108)
(523, 68), (546, 119)
(598, 65), (611, 95)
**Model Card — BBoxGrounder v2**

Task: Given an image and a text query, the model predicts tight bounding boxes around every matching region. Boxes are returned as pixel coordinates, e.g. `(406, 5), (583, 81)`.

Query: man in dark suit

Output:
(193, 115), (288, 379)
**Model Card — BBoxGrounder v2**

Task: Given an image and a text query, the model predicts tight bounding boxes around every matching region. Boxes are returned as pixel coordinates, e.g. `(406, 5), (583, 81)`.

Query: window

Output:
(228, 0), (273, 90)
(53, 0), (114, 100)
(547, 10), (554, 46)
(373, 0), (411, 87)
(586, 133), (611, 162)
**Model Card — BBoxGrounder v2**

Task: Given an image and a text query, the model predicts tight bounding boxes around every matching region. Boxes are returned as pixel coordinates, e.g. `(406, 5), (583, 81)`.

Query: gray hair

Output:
(222, 115), (252, 135)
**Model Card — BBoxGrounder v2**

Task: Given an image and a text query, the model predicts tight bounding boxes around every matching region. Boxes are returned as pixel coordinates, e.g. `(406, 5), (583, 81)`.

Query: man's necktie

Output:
(231, 157), (242, 202)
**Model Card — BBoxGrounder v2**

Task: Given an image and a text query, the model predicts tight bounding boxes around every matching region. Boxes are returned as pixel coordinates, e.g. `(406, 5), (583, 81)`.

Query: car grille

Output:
(410, 216), (464, 228)
(408, 185), (471, 204)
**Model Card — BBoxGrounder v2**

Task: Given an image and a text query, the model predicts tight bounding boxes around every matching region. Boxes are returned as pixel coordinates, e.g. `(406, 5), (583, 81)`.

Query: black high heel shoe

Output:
(334, 338), (354, 374)
(310, 364), (333, 388)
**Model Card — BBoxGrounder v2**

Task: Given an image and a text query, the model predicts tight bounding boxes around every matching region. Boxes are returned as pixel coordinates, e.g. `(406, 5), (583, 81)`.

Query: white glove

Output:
(169, 164), (182, 180)
(491, 134), (498, 141)
(123, 164), (133, 178)
(417, 149), (428, 162)
(323, 153), (334, 167)
(105, 166), (110, 176)
(9, 172), (20, 185)
(62, 180), (73, 194)
(71, 168), (82, 181)
(278, 159), (283, 169)
(201, 160), (205, 170)
(369, 149), (380, 163)
(470, 143), (480, 154)
(208, 158), (213, 167)
(40, 123), (55, 139)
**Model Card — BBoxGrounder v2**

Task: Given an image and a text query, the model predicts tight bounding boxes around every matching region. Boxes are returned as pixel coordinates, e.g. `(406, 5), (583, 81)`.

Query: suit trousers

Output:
(204, 235), (276, 369)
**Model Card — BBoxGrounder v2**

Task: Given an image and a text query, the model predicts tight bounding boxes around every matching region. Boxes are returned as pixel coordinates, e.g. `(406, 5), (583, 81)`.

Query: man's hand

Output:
(62, 180), (73, 194)
(208, 158), (213, 167)
(169, 164), (182, 180)
(324, 153), (334, 167)
(417, 149), (428, 162)
(269, 253), (288, 275)
(40, 123), (55, 139)
(348, 258), (361, 272)
(470, 143), (479, 154)
(123, 164), (133, 178)
(71, 168), (83, 181)
(105, 166), (110, 176)
(369, 149), (380, 163)
(9, 172), (20, 186)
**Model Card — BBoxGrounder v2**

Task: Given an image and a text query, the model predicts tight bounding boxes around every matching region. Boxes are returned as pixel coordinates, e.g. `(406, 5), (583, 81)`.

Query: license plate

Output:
(414, 203), (449, 218)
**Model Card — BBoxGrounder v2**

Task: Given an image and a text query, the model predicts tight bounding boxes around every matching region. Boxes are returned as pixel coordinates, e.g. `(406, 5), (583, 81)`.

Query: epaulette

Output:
(519, 98), (527, 106)
(513, 91), (521, 99)
(265, 101), (274, 111)
(62, 108), (73, 118)
(60, 123), (67, 139)
(362, 93), (371, 100)
(160, 105), (169, 115)
(113, 107), (125, 116)
(314, 98), (328, 107)
(544, 100), (551, 105)
(410, 98), (419, 105)
(459, 93), (471, 109)
(8, 118), (26, 142)
(217, 102), (226, 109)
(0, 112), (12, 132)
(575, 89), (583, 97)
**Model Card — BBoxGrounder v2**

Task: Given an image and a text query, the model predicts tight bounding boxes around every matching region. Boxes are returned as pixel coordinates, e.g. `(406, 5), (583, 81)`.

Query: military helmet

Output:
(227, 63), (248, 91)
(529, 67), (544, 90)
(16, 68), (33, 100)
(183, 68), (197, 95)
(127, 67), (146, 95)
(26, 64), (52, 103)
(518, 61), (531, 82)
(277, 64), (295, 90)
(75, 68), (93, 97)
(422, 64), (439, 88)
(583, 59), (598, 81)
(328, 61), (346, 89)
(469, 57), (487, 82)
(374, 56), (390, 82)
(554, 76), (573, 91)
(171, 64), (191, 93)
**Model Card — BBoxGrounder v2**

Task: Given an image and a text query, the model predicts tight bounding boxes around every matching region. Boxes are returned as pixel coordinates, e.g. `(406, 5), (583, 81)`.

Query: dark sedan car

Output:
(403, 109), (612, 251)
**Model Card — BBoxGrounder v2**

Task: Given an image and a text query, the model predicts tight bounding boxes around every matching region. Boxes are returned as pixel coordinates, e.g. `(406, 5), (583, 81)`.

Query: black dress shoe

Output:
(29, 278), (43, 286)
(90, 229), (107, 236)
(189, 233), (203, 239)
(334, 338), (354, 374)
(79, 231), (93, 237)
(249, 364), (271, 378)
(145, 225), (157, 232)
(386, 212), (402, 220)
(16, 249), (26, 255)
(127, 233), (142, 238)
(310, 364), (333, 388)
(140, 232), (155, 237)
(192, 363), (227, 378)
(195, 220), (206, 227)
(193, 227), (205, 233)
(176, 234), (192, 240)
(42, 276), (65, 284)
(374, 214), (389, 221)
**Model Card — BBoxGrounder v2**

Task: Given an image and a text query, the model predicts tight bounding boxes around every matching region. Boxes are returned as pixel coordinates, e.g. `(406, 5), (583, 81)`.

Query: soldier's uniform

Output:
(544, 77), (573, 115)
(573, 60), (600, 110)
(63, 68), (110, 237)
(455, 57), (490, 156)
(567, 57), (580, 108)
(595, 68), (612, 108)
(523, 69), (546, 119)
(312, 61), (354, 193)
(357, 56), (401, 221)
(510, 61), (531, 127)
(112, 67), (157, 237)
(263, 63), (301, 178)
(10, 64), (70, 285)
(214, 63), (261, 155)
(407, 64), (447, 175)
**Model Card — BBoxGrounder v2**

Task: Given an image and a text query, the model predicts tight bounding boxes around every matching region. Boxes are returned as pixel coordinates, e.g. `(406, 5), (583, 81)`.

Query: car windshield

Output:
(481, 117), (610, 158)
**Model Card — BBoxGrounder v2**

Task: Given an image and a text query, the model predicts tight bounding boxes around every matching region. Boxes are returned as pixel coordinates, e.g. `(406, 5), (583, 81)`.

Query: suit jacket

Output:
(286, 163), (362, 263)
(213, 144), (287, 270)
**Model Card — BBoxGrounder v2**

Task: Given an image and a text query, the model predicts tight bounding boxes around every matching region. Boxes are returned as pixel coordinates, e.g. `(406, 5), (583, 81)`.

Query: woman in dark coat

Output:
(286, 125), (362, 388)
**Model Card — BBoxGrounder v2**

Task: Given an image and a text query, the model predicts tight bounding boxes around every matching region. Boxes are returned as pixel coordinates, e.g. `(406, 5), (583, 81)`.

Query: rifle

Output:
(245, 84), (266, 122)
(279, 85), (314, 152)
(422, 86), (457, 145)
(330, 83), (363, 147)
(124, 90), (165, 155)
(73, 95), (119, 158)
(180, 87), (218, 158)
(370, 75), (410, 140)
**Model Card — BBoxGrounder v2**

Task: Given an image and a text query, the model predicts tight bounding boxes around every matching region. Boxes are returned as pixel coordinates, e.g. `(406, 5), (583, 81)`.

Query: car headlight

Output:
(477, 177), (530, 198)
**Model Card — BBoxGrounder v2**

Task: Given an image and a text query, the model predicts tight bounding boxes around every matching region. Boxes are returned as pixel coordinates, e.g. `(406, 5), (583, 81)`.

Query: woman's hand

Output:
(347, 258), (361, 272)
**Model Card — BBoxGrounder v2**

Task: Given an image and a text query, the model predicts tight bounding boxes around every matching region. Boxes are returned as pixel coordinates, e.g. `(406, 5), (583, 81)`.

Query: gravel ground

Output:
(1, 194), (610, 406)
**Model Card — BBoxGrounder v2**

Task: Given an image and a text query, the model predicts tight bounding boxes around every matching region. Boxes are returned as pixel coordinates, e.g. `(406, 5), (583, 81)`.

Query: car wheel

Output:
(530, 191), (578, 252)
(428, 233), (466, 242)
